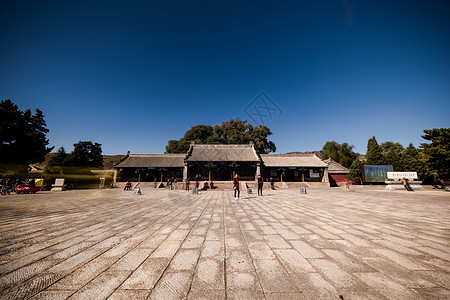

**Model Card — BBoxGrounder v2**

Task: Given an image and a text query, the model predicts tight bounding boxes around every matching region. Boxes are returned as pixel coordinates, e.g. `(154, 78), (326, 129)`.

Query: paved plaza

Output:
(0, 187), (449, 299)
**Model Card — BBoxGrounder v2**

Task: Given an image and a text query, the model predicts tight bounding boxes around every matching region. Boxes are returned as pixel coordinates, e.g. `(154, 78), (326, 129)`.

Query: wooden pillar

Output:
(183, 164), (188, 182)
(322, 168), (329, 183)
(256, 163), (261, 180)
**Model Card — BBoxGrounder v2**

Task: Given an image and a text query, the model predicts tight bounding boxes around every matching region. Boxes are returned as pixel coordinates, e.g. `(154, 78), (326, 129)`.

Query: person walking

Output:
(233, 174), (240, 199)
(257, 175), (263, 196)
(170, 177), (174, 190)
(185, 177), (190, 191)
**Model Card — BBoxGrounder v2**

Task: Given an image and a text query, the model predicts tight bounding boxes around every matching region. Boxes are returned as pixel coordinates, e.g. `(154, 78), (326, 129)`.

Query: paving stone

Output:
(253, 259), (299, 293)
(120, 257), (171, 289)
(150, 239), (183, 258)
(48, 257), (113, 290)
(226, 271), (262, 291)
(182, 236), (205, 249)
(47, 249), (101, 273)
(289, 240), (325, 258)
(110, 248), (153, 271)
(168, 249), (200, 272)
(68, 271), (130, 300)
(187, 290), (226, 299)
(200, 240), (224, 258)
(290, 272), (340, 299)
(30, 290), (75, 299)
(0, 188), (448, 299)
(107, 289), (150, 300)
(356, 272), (420, 300)
(191, 257), (225, 291)
(0, 260), (55, 289)
(371, 248), (429, 271)
(309, 258), (364, 289)
(148, 271), (191, 300)
(274, 249), (315, 273)
(0, 273), (62, 300)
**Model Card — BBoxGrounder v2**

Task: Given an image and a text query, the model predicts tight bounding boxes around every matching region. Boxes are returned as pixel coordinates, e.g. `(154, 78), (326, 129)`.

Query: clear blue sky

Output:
(1, 0), (449, 155)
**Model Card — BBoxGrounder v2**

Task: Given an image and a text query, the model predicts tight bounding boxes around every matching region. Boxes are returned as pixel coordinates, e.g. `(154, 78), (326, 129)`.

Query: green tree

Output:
(64, 141), (103, 168)
(166, 125), (214, 153)
(321, 141), (340, 162)
(348, 158), (363, 183)
(165, 119), (276, 154)
(381, 141), (404, 171)
(46, 147), (68, 167)
(400, 143), (425, 175)
(321, 141), (358, 168)
(366, 136), (385, 165)
(421, 128), (450, 180)
(0, 99), (53, 164)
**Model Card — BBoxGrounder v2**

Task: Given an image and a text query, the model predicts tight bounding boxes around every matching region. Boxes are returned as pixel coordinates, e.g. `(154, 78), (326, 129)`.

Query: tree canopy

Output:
(45, 141), (103, 174)
(421, 128), (450, 180)
(381, 141), (404, 171)
(166, 119), (276, 154)
(365, 136), (385, 165)
(321, 141), (358, 168)
(0, 99), (53, 164)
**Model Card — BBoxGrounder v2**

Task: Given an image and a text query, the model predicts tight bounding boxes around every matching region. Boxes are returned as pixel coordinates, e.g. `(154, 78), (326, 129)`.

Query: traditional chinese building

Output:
(323, 158), (350, 186)
(114, 142), (330, 184)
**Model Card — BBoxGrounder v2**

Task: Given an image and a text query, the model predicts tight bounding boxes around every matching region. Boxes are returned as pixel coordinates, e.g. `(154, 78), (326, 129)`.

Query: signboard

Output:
(387, 172), (417, 180)
(362, 165), (393, 183)
(99, 178), (105, 189)
(309, 170), (320, 178)
(300, 187), (307, 194)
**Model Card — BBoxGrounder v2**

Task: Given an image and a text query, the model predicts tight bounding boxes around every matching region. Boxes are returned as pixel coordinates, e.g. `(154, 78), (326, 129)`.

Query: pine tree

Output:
(421, 128), (450, 180)
(0, 99), (53, 164)
(366, 136), (385, 165)
(348, 159), (363, 183)
(381, 142), (404, 171)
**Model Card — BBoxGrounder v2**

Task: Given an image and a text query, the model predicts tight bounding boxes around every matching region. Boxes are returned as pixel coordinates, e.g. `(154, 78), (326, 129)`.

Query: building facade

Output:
(114, 143), (332, 184)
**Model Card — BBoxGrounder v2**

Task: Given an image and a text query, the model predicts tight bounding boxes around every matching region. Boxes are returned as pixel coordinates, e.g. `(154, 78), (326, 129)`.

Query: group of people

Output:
(185, 175), (215, 192)
(232, 174), (265, 199)
(1, 178), (35, 188)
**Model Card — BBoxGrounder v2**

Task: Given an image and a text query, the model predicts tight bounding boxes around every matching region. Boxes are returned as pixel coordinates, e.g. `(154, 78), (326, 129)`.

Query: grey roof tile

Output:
(260, 154), (327, 167)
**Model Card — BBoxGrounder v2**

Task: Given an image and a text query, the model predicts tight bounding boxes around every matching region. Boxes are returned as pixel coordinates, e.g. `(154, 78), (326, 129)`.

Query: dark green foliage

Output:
(348, 159), (363, 183)
(322, 141), (358, 168)
(64, 141), (103, 167)
(47, 147), (68, 167)
(366, 136), (385, 165)
(421, 128), (450, 180)
(166, 125), (213, 153)
(165, 119), (276, 154)
(0, 99), (53, 164)
(321, 141), (340, 162)
(44, 141), (103, 174)
(381, 142), (404, 171)
(400, 144), (422, 172)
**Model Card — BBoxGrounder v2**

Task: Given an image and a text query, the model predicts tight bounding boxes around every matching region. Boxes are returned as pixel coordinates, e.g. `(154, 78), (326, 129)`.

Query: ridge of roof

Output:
(192, 144), (253, 148)
(129, 153), (185, 157)
(260, 153), (315, 157)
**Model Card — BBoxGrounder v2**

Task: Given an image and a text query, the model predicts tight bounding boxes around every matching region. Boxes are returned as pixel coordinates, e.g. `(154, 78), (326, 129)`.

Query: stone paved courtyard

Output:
(0, 187), (449, 299)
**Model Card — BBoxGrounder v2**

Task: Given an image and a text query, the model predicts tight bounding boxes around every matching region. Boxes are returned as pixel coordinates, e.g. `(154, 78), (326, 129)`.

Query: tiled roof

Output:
(186, 144), (260, 162)
(323, 158), (349, 174)
(114, 154), (185, 168)
(260, 154), (328, 167)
